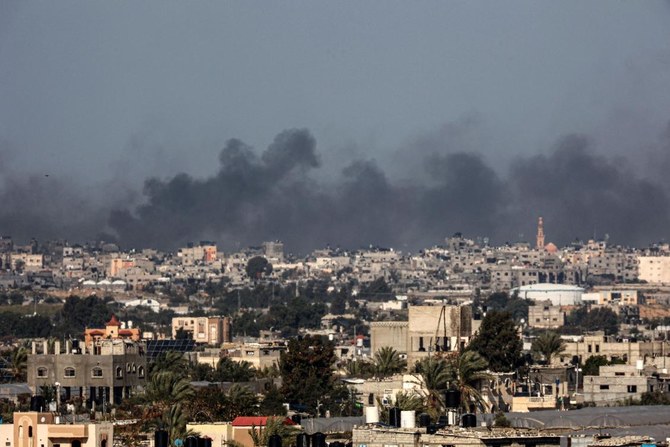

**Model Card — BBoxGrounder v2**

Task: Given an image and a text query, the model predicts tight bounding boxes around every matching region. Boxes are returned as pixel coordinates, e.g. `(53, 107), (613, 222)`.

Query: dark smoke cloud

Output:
(107, 123), (670, 253)
(0, 143), (109, 243)
(3, 124), (670, 253)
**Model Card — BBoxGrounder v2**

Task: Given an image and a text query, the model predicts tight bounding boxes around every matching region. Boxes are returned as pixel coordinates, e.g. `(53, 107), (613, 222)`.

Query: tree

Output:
(144, 371), (194, 412)
(259, 385), (287, 416)
(9, 347), (28, 382)
(445, 351), (492, 413)
(531, 332), (566, 365)
(414, 357), (450, 417)
(216, 358), (256, 382)
(581, 355), (624, 376)
(467, 311), (522, 372)
(566, 306), (619, 335)
(246, 257), (273, 280)
(223, 384), (259, 420)
(151, 351), (189, 377)
(248, 417), (299, 447)
(279, 335), (337, 415)
(372, 347), (407, 378)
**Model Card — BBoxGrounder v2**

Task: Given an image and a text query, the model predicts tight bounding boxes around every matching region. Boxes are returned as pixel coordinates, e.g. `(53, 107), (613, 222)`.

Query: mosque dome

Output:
(544, 242), (558, 253)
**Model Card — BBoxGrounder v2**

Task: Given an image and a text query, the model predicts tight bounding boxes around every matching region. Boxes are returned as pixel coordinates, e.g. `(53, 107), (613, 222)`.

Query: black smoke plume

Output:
(105, 125), (670, 253)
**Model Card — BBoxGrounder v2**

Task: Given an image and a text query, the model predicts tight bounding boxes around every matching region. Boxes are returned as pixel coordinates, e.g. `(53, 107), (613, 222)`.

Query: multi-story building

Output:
(178, 242), (218, 266)
(27, 338), (147, 407)
(527, 302), (565, 329)
(638, 256), (670, 284)
(84, 315), (141, 350)
(171, 316), (232, 345)
(225, 343), (285, 369)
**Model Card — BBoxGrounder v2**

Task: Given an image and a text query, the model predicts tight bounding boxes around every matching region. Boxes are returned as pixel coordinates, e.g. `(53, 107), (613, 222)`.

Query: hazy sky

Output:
(1, 1), (670, 251)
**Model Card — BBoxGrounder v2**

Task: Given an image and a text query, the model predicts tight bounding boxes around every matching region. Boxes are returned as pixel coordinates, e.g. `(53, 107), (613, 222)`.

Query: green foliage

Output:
(248, 417), (299, 447)
(566, 306), (619, 335)
(394, 391), (425, 413)
(494, 411), (511, 427)
(467, 311), (522, 372)
(581, 355), (624, 376)
(259, 385), (287, 416)
(483, 292), (531, 322)
(0, 313), (52, 338)
(358, 277), (394, 302)
(151, 351), (189, 378)
(372, 347), (407, 378)
(279, 335), (337, 415)
(215, 358), (256, 382)
(224, 384), (259, 420)
(144, 371), (194, 409)
(640, 390), (670, 405)
(531, 332), (566, 364)
(446, 351), (492, 412)
(52, 295), (112, 337)
(413, 357), (450, 417)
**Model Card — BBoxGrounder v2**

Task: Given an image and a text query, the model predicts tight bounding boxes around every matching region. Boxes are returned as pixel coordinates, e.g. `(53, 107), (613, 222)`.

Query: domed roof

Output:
(545, 242), (558, 253)
(106, 315), (121, 327)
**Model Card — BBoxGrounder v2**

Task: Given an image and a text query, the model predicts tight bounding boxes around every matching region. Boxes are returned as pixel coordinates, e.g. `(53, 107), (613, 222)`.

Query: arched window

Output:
(132, 363), (137, 373)
(64, 367), (76, 378)
(91, 367), (103, 378)
(37, 367), (48, 378)
(116, 367), (123, 378)
(126, 363), (131, 373)
(138, 366), (145, 378)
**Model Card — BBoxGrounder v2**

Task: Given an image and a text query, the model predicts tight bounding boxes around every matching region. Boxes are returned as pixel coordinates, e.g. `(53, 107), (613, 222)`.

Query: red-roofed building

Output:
(84, 315), (141, 350)
(230, 417), (296, 447)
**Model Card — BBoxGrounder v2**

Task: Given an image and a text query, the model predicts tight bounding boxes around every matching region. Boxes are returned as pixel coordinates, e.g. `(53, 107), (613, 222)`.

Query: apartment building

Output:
(27, 338), (147, 406)
(172, 316), (232, 345)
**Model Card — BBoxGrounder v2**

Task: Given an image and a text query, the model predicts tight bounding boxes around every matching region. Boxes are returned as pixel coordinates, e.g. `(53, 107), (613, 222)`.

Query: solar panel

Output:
(145, 339), (196, 359)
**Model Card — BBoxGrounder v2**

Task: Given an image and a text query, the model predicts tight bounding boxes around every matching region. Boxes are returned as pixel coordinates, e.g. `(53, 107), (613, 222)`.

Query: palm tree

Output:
(343, 359), (372, 378)
(223, 384), (259, 421)
(394, 391), (425, 413)
(372, 347), (407, 378)
(445, 350), (492, 413)
(144, 370), (194, 411)
(414, 357), (450, 417)
(151, 351), (189, 377)
(10, 347), (28, 382)
(531, 332), (566, 365)
(249, 417), (298, 447)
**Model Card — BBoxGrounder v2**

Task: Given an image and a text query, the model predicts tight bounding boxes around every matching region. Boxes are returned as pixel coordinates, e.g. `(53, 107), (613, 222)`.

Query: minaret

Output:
(536, 217), (545, 249)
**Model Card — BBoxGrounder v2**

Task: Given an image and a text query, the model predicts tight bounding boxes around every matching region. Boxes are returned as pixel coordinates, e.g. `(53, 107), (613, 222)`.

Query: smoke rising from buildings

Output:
(100, 123), (670, 253)
(2, 122), (670, 253)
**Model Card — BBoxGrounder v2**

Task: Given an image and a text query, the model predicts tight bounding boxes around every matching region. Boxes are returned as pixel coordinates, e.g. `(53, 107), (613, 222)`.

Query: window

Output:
(37, 367), (48, 378)
(627, 385), (637, 393)
(595, 345), (600, 353)
(126, 363), (131, 373)
(116, 367), (123, 379)
(138, 366), (145, 378)
(599, 385), (609, 390)
(588, 345), (592, 353)
(615, 372), (625, 376)
(64, 367), (76, 377)
(92, 367), (103, 378)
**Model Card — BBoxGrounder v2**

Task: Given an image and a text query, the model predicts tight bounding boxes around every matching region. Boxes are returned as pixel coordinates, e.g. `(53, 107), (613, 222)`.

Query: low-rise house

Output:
(0, 411), (113, 447)
(583, 364), (649, 406)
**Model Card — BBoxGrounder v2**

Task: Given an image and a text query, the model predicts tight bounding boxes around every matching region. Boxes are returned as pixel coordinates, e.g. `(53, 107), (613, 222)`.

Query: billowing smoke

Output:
(2, 124), (670, 253)
(106, 124), (670, 253)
